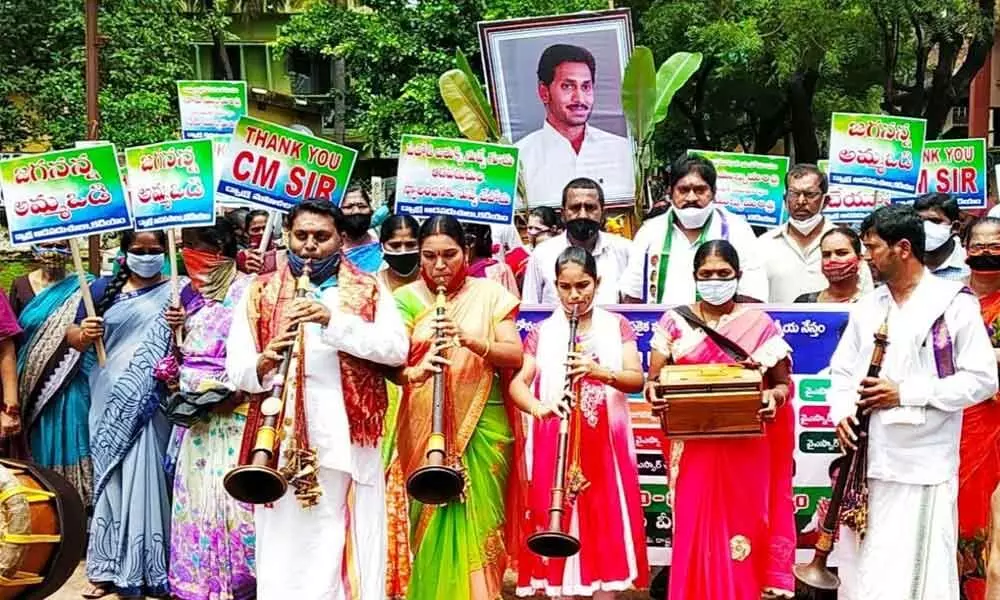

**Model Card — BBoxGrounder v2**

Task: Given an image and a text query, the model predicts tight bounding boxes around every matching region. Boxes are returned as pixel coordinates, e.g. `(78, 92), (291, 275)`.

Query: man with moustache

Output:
(760, 163), (874, 302)
(621, 154), (768, 304)
(516, 44), (634, 206)
(226, 199), (408, 599)
(521, 177), (630, 305)
(830, 204), (996, 600)
(340, 184), (383, 273)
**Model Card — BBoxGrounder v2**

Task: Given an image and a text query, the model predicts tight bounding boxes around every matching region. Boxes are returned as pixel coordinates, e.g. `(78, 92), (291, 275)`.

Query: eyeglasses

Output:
(969, 243), (1000, 254)
(527, 226), (550, 235)
(786, 190), (824, 201)
(674, 185), (712, 197)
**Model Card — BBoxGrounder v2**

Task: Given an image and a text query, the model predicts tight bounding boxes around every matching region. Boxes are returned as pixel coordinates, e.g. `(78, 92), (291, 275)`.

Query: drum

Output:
(0, 459), (86, 599)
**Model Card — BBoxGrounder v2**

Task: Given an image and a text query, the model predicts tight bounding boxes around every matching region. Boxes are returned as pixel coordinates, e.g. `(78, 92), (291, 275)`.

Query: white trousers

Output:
(255, 466), (387, 600)
(838, 477), (959, 600)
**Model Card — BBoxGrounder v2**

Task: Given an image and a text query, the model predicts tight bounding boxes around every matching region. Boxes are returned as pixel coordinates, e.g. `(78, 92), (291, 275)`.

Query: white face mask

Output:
(788, 213), (823, 235)
(923, 221), (953, 251)
(696, 278), (738, 306)
(674, 205), (713, 229)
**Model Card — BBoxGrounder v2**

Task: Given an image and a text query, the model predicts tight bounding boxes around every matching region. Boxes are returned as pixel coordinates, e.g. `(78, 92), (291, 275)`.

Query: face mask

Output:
(789, 213), (823, 235)
(967, 253), (1000, 273)
(126, 252), (165, 278)
(288, 251), (342, 284)
(383, 250), (419, 276)
(182, 248), (230, 290)
(923, 221), (953, 251)
(421, 261), (467, 294)
(565, 218), (600, 243)
(32, 244), (67, 269)
(341, 213), (372, 239)
(821, 256), (860, 282)
(696, 278), (738, 306)
(248, 233), (275, 251)
(371, 205), (390, 230)
(674, 205), (713, 229)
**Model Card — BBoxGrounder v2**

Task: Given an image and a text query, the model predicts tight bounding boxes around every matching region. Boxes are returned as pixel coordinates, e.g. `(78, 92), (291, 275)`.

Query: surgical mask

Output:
(371, 205), (390, 230)
(789, 213), (823, 235)
(675, 205), (713, 229)
(696, 278), (738, 306)
(383, 250), (419, 276)
(126, 252), (165, 278)
(341, 213), (372, 239)
(565, 218), (600, 243)
(923, 221), (953, 251)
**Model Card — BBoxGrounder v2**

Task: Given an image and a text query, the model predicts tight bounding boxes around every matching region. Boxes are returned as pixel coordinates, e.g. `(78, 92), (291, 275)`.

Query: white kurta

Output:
(226, 276), (408, 600)
(521, 231), (630, 305)
(619, 206), (769, 304)
(828, 272), (998, 600)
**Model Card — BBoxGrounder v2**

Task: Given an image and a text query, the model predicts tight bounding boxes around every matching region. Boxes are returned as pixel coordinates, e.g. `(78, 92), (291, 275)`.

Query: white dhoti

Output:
(839, 477), (958, 600)
(255, 466), (386, 600)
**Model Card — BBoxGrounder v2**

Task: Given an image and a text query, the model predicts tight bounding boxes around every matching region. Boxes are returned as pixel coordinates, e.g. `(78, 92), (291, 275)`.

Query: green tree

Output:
(0, 0), (197, 150)
(872, 0), (995, 138)
(276, 0), (607, 157)
(639, 0), (884, 164)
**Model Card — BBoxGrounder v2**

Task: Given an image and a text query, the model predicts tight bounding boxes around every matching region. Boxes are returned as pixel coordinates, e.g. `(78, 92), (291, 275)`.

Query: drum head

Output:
(0, 461), (30, 579)
(0, 460), (86, 600)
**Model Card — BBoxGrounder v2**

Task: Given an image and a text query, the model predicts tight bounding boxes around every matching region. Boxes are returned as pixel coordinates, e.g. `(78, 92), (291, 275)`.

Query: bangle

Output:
(2, 405), (18, 417)
(477, 338), (491, 358)
(530, 402), (542, 418)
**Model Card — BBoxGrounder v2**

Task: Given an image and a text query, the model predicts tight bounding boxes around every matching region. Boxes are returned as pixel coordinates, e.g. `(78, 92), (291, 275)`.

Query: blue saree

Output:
(83, 278), (176, 597)
(16, 274), (95, 506)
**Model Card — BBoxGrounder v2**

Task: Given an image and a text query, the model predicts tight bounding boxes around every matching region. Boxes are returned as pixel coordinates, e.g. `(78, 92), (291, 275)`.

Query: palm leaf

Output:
(621, 46), (657, 146)
(454, 49), (500, 140)
(439, 69), (493, 142)
(653, 52), (703, 125)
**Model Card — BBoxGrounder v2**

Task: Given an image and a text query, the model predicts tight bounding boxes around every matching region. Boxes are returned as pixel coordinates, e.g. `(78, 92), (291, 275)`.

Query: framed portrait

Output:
(478, 9), (636, 208)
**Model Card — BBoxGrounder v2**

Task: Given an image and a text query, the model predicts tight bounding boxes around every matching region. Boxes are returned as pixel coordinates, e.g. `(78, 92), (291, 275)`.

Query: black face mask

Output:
(341, 213), (372, 239)
(967, 253), (1000, 272)
(384, 251), (419, 276)
(565, 218), (600, 243)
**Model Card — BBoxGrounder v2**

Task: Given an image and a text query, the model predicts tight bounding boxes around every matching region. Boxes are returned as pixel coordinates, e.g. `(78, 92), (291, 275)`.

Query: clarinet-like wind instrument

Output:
(406, 285), (465, 505)
(794, 318), (889, 595)
(527, 305), (584, 558)
(224, 261), (313, 505)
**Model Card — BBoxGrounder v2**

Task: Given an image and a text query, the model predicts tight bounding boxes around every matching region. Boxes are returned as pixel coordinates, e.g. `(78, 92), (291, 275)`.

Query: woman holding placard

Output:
(11, 241), (95, 504)
(66, 229), (186, 599)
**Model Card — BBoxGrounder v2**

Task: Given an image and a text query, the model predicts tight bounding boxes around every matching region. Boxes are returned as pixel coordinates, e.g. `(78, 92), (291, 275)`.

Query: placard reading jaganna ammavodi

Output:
(828, 112), (925, 195)
(0, 145), (132, 244)
(125, 139), (216, 231)
(395, 134), (517, 226)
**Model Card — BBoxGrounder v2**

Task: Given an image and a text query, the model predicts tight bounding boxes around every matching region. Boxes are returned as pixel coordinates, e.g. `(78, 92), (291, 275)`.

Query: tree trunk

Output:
(788, 68), (820, 163)
(205, 0), (234, 80)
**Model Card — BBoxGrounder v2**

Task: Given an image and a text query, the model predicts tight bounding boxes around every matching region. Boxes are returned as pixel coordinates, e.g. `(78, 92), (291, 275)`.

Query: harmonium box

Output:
(655, 364), (764, 439)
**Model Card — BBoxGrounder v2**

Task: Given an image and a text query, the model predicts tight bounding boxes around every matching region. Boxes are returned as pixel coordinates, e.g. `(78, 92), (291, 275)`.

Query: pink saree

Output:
(652, 307), (795, 599)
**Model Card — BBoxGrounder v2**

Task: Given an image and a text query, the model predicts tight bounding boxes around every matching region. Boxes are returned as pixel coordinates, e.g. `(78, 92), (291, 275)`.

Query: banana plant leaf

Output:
(621, 46), (657, 146)
(455, 49), (500, 140)
(439, 68), (493, 142)
(653, 52), (703, 125)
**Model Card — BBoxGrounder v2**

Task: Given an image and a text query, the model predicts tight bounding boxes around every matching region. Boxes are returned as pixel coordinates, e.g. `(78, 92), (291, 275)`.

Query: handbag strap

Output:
(673, 305), (751, 362)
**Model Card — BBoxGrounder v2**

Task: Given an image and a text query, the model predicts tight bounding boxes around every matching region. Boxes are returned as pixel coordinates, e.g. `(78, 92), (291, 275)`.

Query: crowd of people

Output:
(0, 152), (996, 600)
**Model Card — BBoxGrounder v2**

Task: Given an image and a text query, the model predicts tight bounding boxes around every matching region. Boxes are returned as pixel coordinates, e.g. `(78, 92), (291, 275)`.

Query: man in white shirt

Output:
(522, 177), (630, 305)
(830, 204), (996, 600)
(914, 192), (970, 282)
(516, 44), (634, 206)
(760, 163), (874, 302)
(226, 200), (408, 600)
(621, 154), (768, 304)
